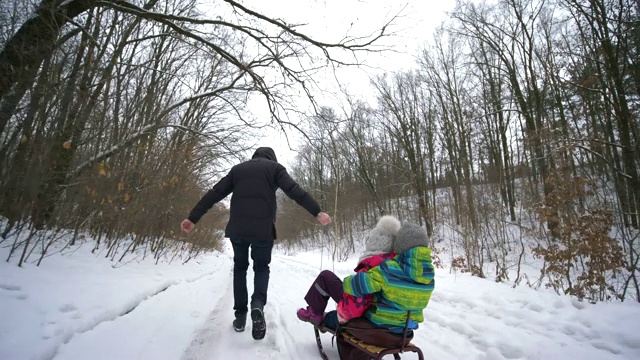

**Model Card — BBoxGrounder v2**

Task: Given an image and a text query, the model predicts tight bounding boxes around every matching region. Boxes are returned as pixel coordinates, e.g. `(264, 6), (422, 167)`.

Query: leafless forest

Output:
(0, 0), (390, 265)
(276, 0), (640, 303)
(0, 0), (638, 302)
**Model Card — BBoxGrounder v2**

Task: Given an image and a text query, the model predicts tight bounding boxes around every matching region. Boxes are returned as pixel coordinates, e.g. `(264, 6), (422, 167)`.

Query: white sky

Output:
(236, 0), (457, 167)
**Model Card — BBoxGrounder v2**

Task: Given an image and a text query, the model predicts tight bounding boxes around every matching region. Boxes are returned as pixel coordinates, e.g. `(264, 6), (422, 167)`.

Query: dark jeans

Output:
(324, 310), (340, 331)
(305, 270), (344, 314)
(231, 237), (274, 316)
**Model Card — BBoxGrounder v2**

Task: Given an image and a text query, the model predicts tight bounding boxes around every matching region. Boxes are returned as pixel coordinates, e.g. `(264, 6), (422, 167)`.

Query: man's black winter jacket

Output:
(187, 147), (321, 240)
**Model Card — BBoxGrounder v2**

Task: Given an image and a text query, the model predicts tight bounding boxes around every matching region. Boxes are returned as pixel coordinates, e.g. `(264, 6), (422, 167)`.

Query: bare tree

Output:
(374, 72), (434, 235)
(0, 0), (393, 264)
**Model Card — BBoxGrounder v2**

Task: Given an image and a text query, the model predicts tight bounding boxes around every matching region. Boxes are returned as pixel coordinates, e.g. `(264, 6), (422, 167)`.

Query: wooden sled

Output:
(313, 315), (424, 360)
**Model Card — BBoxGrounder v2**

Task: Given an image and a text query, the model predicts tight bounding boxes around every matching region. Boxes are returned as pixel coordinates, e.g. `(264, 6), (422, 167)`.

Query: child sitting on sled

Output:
(339, 221), (433, 347)
(298, 219), (434, 355)
(296, 215), (401, 328)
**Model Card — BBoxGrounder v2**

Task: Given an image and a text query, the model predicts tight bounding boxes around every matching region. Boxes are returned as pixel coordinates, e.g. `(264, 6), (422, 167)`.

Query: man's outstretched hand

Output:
(181, 219), (194, 233)
(316, 212), (332, 226)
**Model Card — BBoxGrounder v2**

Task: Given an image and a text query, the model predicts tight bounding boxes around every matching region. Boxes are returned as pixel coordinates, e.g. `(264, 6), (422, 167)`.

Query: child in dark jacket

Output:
(296, 216), (401, 327)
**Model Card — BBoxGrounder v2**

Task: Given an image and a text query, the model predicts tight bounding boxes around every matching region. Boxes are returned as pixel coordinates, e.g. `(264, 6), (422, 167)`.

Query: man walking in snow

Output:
(181, 147), (332, 340)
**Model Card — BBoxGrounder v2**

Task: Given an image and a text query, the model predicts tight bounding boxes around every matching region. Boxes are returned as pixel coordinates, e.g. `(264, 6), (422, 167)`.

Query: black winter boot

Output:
(250, 304), (266, 340)
(233, 312), (246, 332)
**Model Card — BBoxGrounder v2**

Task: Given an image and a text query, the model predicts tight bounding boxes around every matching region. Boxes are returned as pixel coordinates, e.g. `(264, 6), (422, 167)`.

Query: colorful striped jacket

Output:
(337, 252), (396, 322)
(342, 246), (434, 333)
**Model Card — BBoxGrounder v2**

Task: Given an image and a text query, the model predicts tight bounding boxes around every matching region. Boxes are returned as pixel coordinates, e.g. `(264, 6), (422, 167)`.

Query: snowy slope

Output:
(1, 241), (640, 360)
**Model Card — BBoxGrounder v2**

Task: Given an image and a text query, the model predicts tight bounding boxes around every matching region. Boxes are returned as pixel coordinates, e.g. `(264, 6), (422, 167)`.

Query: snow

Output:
(1, 239), (640, 360)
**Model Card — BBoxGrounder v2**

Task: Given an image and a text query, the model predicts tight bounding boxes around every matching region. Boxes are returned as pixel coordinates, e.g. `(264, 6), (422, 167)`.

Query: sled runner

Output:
(312, 313), (424, 360)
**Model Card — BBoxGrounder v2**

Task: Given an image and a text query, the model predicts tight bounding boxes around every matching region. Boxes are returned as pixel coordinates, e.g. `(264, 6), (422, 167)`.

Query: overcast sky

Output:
(224, 0), (457, 167)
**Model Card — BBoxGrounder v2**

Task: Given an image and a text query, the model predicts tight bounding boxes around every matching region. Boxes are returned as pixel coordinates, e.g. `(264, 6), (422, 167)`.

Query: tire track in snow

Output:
(46, 270), (216, 360)
(180, 268), (237, 360)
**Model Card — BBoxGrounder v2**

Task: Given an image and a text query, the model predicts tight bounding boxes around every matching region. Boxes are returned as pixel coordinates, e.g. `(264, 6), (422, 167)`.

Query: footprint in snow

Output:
(477, 347), (507, 360)
(561, 323), (578, 336)
(619, 333), (640, 349)
(553, 298), (566, 308)
(592, 340), (622, 355)
(577, 317), (593, 328)
(0, 284), (21, 291)
(0, 284), (29, 300)
(485, 311), (502, 320)
(59, 304), (77, 313)
(571, 298), (587, 310)
(448, 321), (474, 336)
(527, 303), (545, 312)
(496, 342), (524, 359)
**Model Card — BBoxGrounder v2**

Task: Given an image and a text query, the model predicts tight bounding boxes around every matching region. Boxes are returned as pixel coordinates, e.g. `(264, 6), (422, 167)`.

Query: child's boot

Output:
(296, 306), (323, 325)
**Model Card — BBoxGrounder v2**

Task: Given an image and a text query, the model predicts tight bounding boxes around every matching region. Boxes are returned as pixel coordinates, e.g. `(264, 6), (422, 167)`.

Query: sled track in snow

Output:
(47, 271), (216, 360)
(181, 267), (285, 360)
(181, 269), (236, 360)
(181, 256), (322, 360)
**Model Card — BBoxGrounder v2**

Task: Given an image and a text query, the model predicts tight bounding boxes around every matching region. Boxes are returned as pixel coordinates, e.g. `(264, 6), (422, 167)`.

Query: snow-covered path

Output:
(180, 255), (328, 360)
(2, 243), (640, 360)
(182, 252), (640, 360)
